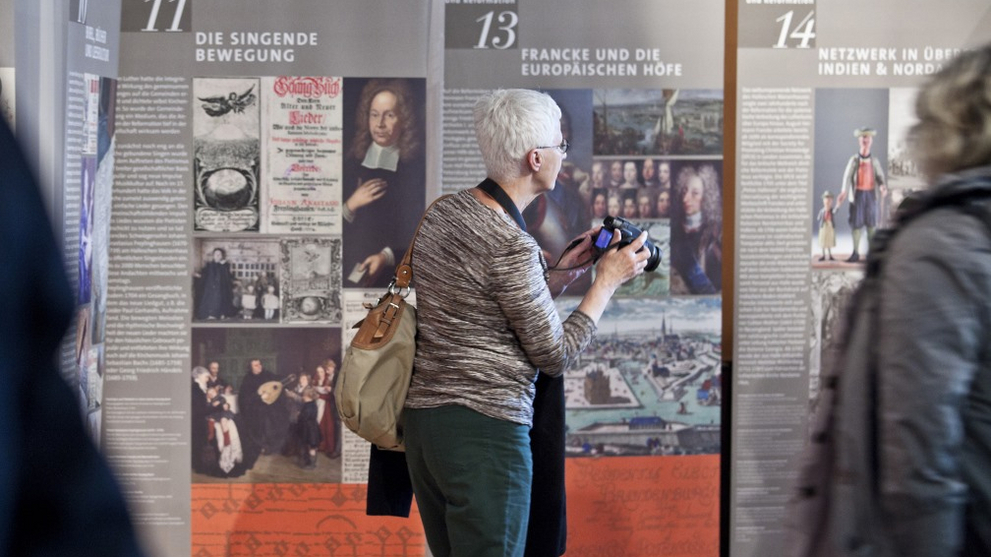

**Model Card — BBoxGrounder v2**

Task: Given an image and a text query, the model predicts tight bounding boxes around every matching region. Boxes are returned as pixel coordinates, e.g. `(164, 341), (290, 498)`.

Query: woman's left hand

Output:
(547, 227), (600, 297)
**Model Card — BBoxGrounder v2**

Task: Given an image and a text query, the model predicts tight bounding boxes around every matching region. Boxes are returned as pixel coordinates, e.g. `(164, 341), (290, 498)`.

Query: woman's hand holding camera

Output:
(595, 229), (650, 293)
(547, 227), (599, 297)
(575, 229), (649, 324)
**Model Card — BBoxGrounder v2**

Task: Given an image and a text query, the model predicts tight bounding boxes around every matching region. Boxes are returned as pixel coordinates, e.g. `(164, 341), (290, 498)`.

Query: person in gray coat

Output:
(787, 42), (991, 557)
(871, 44), (991, 556)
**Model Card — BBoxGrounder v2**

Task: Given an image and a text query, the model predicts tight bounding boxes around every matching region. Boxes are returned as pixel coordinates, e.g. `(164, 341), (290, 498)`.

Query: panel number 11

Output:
(142, 0), (188, 32)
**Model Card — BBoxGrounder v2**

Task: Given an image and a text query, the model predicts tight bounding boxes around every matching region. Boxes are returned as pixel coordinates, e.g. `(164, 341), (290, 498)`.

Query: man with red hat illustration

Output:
(836, 126), (887, 262)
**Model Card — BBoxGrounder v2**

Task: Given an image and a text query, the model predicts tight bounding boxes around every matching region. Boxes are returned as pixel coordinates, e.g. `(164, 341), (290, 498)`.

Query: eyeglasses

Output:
(534, 139), (570, 154)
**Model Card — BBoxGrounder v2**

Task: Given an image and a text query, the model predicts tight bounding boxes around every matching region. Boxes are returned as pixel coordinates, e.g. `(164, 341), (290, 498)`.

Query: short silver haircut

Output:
(473, 89), (561, 184)
(909, 43), (991, 178)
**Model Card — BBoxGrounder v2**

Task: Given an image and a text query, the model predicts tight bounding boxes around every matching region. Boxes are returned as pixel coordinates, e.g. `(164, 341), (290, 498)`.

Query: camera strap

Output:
(477, 178), (592, 273)
(477, 178), (527, 232)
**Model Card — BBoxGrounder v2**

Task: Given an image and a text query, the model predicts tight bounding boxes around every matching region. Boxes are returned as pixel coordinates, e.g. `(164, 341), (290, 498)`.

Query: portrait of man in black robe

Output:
(237, 359), (291, 455)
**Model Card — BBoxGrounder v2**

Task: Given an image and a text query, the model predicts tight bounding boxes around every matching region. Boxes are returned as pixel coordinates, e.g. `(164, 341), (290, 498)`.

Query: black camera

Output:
(593, 216), (662, 272)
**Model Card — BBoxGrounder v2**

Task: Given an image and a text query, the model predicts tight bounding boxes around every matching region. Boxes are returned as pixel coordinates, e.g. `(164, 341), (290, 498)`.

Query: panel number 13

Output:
(773, 10), (815, 49)
(474, 10), (518, 49)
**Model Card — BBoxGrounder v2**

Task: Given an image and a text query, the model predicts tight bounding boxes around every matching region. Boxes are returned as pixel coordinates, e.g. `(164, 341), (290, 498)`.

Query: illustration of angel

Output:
(199, 86), (256, 117)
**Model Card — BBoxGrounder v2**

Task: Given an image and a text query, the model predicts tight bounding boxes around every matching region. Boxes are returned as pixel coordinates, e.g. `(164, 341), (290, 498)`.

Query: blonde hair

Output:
(909, 44), (991, 178)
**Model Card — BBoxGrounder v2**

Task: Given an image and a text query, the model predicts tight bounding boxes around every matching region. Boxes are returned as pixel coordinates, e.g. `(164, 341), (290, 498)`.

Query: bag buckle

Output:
(387, 278), (411, 299)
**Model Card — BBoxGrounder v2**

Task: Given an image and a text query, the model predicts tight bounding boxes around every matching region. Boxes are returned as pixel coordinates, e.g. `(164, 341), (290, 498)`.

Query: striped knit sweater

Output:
(405, 189), (596, 427)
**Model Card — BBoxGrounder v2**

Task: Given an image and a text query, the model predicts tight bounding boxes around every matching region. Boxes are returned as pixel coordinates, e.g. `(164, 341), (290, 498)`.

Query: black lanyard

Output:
(477, 178), (527, 233)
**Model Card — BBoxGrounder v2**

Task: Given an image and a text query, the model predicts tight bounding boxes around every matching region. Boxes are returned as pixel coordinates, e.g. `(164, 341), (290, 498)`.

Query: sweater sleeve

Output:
(489, 234), (596, 377)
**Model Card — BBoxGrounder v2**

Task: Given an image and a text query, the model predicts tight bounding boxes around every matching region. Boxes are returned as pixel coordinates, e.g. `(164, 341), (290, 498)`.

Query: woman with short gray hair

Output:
(403, 89), (649, 557)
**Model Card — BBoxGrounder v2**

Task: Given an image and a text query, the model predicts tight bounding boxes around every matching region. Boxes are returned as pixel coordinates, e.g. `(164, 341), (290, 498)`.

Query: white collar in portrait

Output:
(362, 143), (400, 172)
(684, 211), (703, 232)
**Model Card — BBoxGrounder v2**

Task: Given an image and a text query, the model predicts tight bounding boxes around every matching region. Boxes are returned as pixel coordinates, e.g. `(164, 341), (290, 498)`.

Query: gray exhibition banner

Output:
(0, 0), (13, 67)
(444, 0), (723, 89)
(443, 1), (726, 555)
(732, 1), (991, 556)
(112, 2), (431, 556)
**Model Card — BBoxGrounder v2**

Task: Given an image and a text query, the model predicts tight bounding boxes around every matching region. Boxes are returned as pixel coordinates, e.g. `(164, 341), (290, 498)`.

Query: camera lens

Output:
(644, 241), (661, 272)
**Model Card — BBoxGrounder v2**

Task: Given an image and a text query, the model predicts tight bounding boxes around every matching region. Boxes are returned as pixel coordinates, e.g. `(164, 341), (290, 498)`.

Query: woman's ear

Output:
(527, 149), (542, 172)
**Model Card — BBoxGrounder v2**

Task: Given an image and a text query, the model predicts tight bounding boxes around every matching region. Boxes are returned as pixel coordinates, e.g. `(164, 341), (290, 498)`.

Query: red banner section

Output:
(192, 483), (426, 556)
(192, 454), (718, 556)
(566, 455), (720, 557)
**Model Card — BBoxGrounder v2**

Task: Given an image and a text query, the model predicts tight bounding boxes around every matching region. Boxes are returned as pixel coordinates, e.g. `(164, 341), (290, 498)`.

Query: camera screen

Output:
(594, 228), (612, 250)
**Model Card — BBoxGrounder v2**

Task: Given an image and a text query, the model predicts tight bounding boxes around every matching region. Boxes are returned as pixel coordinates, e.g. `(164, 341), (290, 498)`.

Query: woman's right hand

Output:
(575, 229), (650, 324)
(345, 178), (388, 214)
(592, 229), (650, 294)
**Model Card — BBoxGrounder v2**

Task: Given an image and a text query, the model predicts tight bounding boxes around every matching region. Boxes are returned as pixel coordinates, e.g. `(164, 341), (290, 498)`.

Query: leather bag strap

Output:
(393, 194), (452, 289)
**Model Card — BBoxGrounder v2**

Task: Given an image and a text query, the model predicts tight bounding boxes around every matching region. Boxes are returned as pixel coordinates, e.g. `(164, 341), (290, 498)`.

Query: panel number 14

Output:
(773, 10), (815, 49)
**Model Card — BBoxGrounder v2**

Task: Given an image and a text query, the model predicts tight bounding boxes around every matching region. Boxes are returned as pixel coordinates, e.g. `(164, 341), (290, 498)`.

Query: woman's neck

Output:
(490, 178), (537, 212)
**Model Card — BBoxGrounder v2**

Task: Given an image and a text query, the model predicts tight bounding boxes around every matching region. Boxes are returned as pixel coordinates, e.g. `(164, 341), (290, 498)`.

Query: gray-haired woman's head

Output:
(473, 89), (561, 184)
